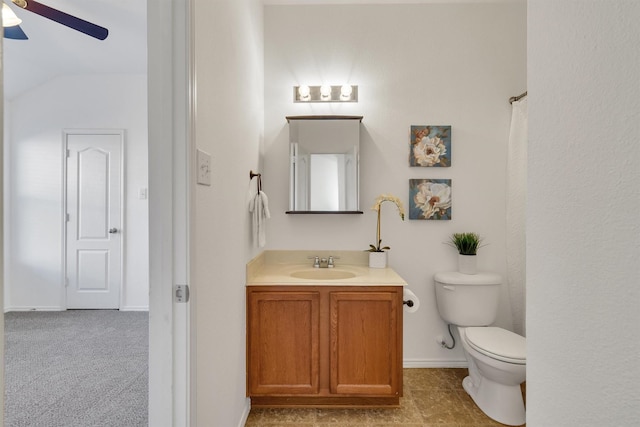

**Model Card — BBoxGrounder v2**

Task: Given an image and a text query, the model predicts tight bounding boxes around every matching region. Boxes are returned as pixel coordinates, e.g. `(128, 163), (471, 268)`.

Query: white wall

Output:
(4, 74), (149, 311)
(191, 0), (263, 425)
(528, 1), (640, 426)
(264, 2), (526, 365)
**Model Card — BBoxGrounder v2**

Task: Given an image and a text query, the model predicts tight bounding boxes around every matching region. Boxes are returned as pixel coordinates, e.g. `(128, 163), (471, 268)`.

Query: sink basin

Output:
(290, 269), (357, 280)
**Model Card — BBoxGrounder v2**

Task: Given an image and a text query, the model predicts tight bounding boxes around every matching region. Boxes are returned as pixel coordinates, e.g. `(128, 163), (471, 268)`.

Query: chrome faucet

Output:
(308, 255), (339, 268)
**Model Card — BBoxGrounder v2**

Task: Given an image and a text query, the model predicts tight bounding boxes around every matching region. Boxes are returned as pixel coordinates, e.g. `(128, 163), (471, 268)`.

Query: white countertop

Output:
(246, 250), (408, 286)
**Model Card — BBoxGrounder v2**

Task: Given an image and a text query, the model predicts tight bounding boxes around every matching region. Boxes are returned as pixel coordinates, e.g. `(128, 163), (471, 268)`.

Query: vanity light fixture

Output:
(293, 84), (358, 103)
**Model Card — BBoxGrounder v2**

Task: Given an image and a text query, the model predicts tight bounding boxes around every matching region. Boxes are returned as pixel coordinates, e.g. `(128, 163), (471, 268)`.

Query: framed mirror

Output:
(286, 115), (363, 214)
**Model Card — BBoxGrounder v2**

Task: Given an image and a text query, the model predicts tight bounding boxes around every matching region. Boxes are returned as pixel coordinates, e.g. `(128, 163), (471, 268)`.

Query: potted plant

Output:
(448, 232), (483, 274)
(367, 194), (405, 268)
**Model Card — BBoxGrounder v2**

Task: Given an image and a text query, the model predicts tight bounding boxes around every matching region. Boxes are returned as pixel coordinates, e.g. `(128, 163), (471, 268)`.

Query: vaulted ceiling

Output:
(2, 0), (521, 100)
(3, 0), (146, 100)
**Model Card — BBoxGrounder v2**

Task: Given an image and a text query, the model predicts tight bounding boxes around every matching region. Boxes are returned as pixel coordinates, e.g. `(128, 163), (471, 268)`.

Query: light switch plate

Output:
(139, 187), (148, 200)
(196, 149), (211, 186)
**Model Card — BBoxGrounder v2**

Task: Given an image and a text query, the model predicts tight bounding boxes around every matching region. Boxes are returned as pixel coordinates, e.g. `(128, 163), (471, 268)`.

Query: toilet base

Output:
(462, 375), (525, 426)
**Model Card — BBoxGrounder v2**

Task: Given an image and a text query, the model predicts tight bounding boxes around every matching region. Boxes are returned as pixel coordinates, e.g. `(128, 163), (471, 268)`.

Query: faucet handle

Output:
(328, 255), (340, 268)
(307, 256), (320, 268)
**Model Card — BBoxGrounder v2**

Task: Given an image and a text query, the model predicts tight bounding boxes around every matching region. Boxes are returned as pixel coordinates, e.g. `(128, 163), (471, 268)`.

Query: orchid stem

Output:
(376, 208), (381, 250)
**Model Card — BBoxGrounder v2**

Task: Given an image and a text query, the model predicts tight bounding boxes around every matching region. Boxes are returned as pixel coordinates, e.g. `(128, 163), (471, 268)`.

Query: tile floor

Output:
(245, 368), (525, 427)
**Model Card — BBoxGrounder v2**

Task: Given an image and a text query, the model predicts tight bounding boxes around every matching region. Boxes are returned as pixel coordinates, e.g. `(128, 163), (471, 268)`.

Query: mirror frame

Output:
(286, 115), (364, 214)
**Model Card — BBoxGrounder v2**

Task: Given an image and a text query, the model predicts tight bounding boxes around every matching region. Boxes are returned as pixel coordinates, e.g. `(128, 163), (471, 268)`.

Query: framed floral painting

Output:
(410, 125), (451, 167)
(409, 179), (452, 220)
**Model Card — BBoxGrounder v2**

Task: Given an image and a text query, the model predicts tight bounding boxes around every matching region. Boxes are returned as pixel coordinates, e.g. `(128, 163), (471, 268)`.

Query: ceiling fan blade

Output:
(12, 0), (108, 40)
(4, 24), (29, 40)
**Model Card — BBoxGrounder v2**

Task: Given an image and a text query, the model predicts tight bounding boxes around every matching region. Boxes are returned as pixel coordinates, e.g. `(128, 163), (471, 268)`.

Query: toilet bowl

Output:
(458, 326), (526, 426)
(434, 272), (526, 426)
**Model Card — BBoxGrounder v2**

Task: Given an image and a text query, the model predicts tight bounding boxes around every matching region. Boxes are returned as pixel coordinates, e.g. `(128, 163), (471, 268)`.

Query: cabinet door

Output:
(329, 290), (401, 396)
(248, 290), (320, 395)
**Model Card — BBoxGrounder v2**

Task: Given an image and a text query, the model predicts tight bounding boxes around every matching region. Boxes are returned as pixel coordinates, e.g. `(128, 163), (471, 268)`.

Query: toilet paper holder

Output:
(403, 288), (420, 313)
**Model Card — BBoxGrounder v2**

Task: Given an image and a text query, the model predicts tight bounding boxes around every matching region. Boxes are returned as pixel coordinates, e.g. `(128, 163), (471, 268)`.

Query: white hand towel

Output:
(249, 190), (270, 248)
(260, 191), (271, 220)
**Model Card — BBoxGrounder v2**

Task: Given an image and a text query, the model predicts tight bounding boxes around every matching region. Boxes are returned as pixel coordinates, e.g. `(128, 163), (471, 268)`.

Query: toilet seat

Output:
(464, 327), (526, 365)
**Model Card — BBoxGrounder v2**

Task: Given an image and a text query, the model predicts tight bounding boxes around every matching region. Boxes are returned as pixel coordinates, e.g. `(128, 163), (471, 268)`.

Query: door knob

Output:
(108, 228), (118, 234)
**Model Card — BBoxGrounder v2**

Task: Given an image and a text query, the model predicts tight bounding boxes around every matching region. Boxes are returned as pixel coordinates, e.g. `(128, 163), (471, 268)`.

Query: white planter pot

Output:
(458, 254), (477, 275)
(369, 251), (388, 269)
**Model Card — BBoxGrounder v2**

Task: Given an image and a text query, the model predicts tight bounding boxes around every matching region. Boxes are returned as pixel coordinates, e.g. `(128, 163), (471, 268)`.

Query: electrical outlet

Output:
(196, 149), (211, 186)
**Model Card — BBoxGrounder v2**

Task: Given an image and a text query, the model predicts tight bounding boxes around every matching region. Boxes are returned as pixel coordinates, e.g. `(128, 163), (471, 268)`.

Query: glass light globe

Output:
(320, 85), (332, 99)
(2, 4), (22, 27)
(298, 85), (311, 100)
(340, 85), (353, 100)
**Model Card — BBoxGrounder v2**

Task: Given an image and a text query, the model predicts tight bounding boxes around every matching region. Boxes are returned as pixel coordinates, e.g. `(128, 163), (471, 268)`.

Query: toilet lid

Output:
(464, 327), (526, 364)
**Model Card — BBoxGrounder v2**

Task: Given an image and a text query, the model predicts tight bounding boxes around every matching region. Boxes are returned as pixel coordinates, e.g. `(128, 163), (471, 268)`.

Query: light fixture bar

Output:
(294, 85), (358, 103)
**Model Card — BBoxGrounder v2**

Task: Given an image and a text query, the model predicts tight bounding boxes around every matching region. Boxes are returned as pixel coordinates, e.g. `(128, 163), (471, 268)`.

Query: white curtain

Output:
(507, 96), (527, 337)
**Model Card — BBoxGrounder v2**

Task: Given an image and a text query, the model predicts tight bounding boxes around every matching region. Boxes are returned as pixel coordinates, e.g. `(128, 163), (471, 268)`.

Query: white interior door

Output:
(65, 131), (123, 309)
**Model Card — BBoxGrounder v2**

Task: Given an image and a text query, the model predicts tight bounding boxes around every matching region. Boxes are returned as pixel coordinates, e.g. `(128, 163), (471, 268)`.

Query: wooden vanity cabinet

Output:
(247, 289), (320, 396)
(247, 286), (403, 407)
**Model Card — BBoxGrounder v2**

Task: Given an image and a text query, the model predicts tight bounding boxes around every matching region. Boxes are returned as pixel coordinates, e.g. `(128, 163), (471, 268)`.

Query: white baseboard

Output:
(237, 398), (251, 427)
(4, 306), (65, 313)
(120, 306), (149, 312)
(403, 358), (468, 368)
(5, 306), (149, 312)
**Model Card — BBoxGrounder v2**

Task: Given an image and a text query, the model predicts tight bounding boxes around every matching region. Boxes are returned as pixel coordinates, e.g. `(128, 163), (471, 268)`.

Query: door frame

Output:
(62, 129), (125, 310)
(148, 0), (194, 425)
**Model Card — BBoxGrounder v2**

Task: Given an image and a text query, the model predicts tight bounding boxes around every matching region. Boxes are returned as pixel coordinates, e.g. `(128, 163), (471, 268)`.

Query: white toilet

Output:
(434, 271), (526, 426)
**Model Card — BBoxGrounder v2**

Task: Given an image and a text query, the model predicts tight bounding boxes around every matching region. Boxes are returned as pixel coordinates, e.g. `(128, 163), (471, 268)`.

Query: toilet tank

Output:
(434, 272), (502, 327)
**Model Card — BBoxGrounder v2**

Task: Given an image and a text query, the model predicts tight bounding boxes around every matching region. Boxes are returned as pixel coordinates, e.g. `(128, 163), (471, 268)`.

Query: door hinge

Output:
(175, 284), (190, 303)
(65, 277), (69, 287)
(66, 149), (71, 158)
